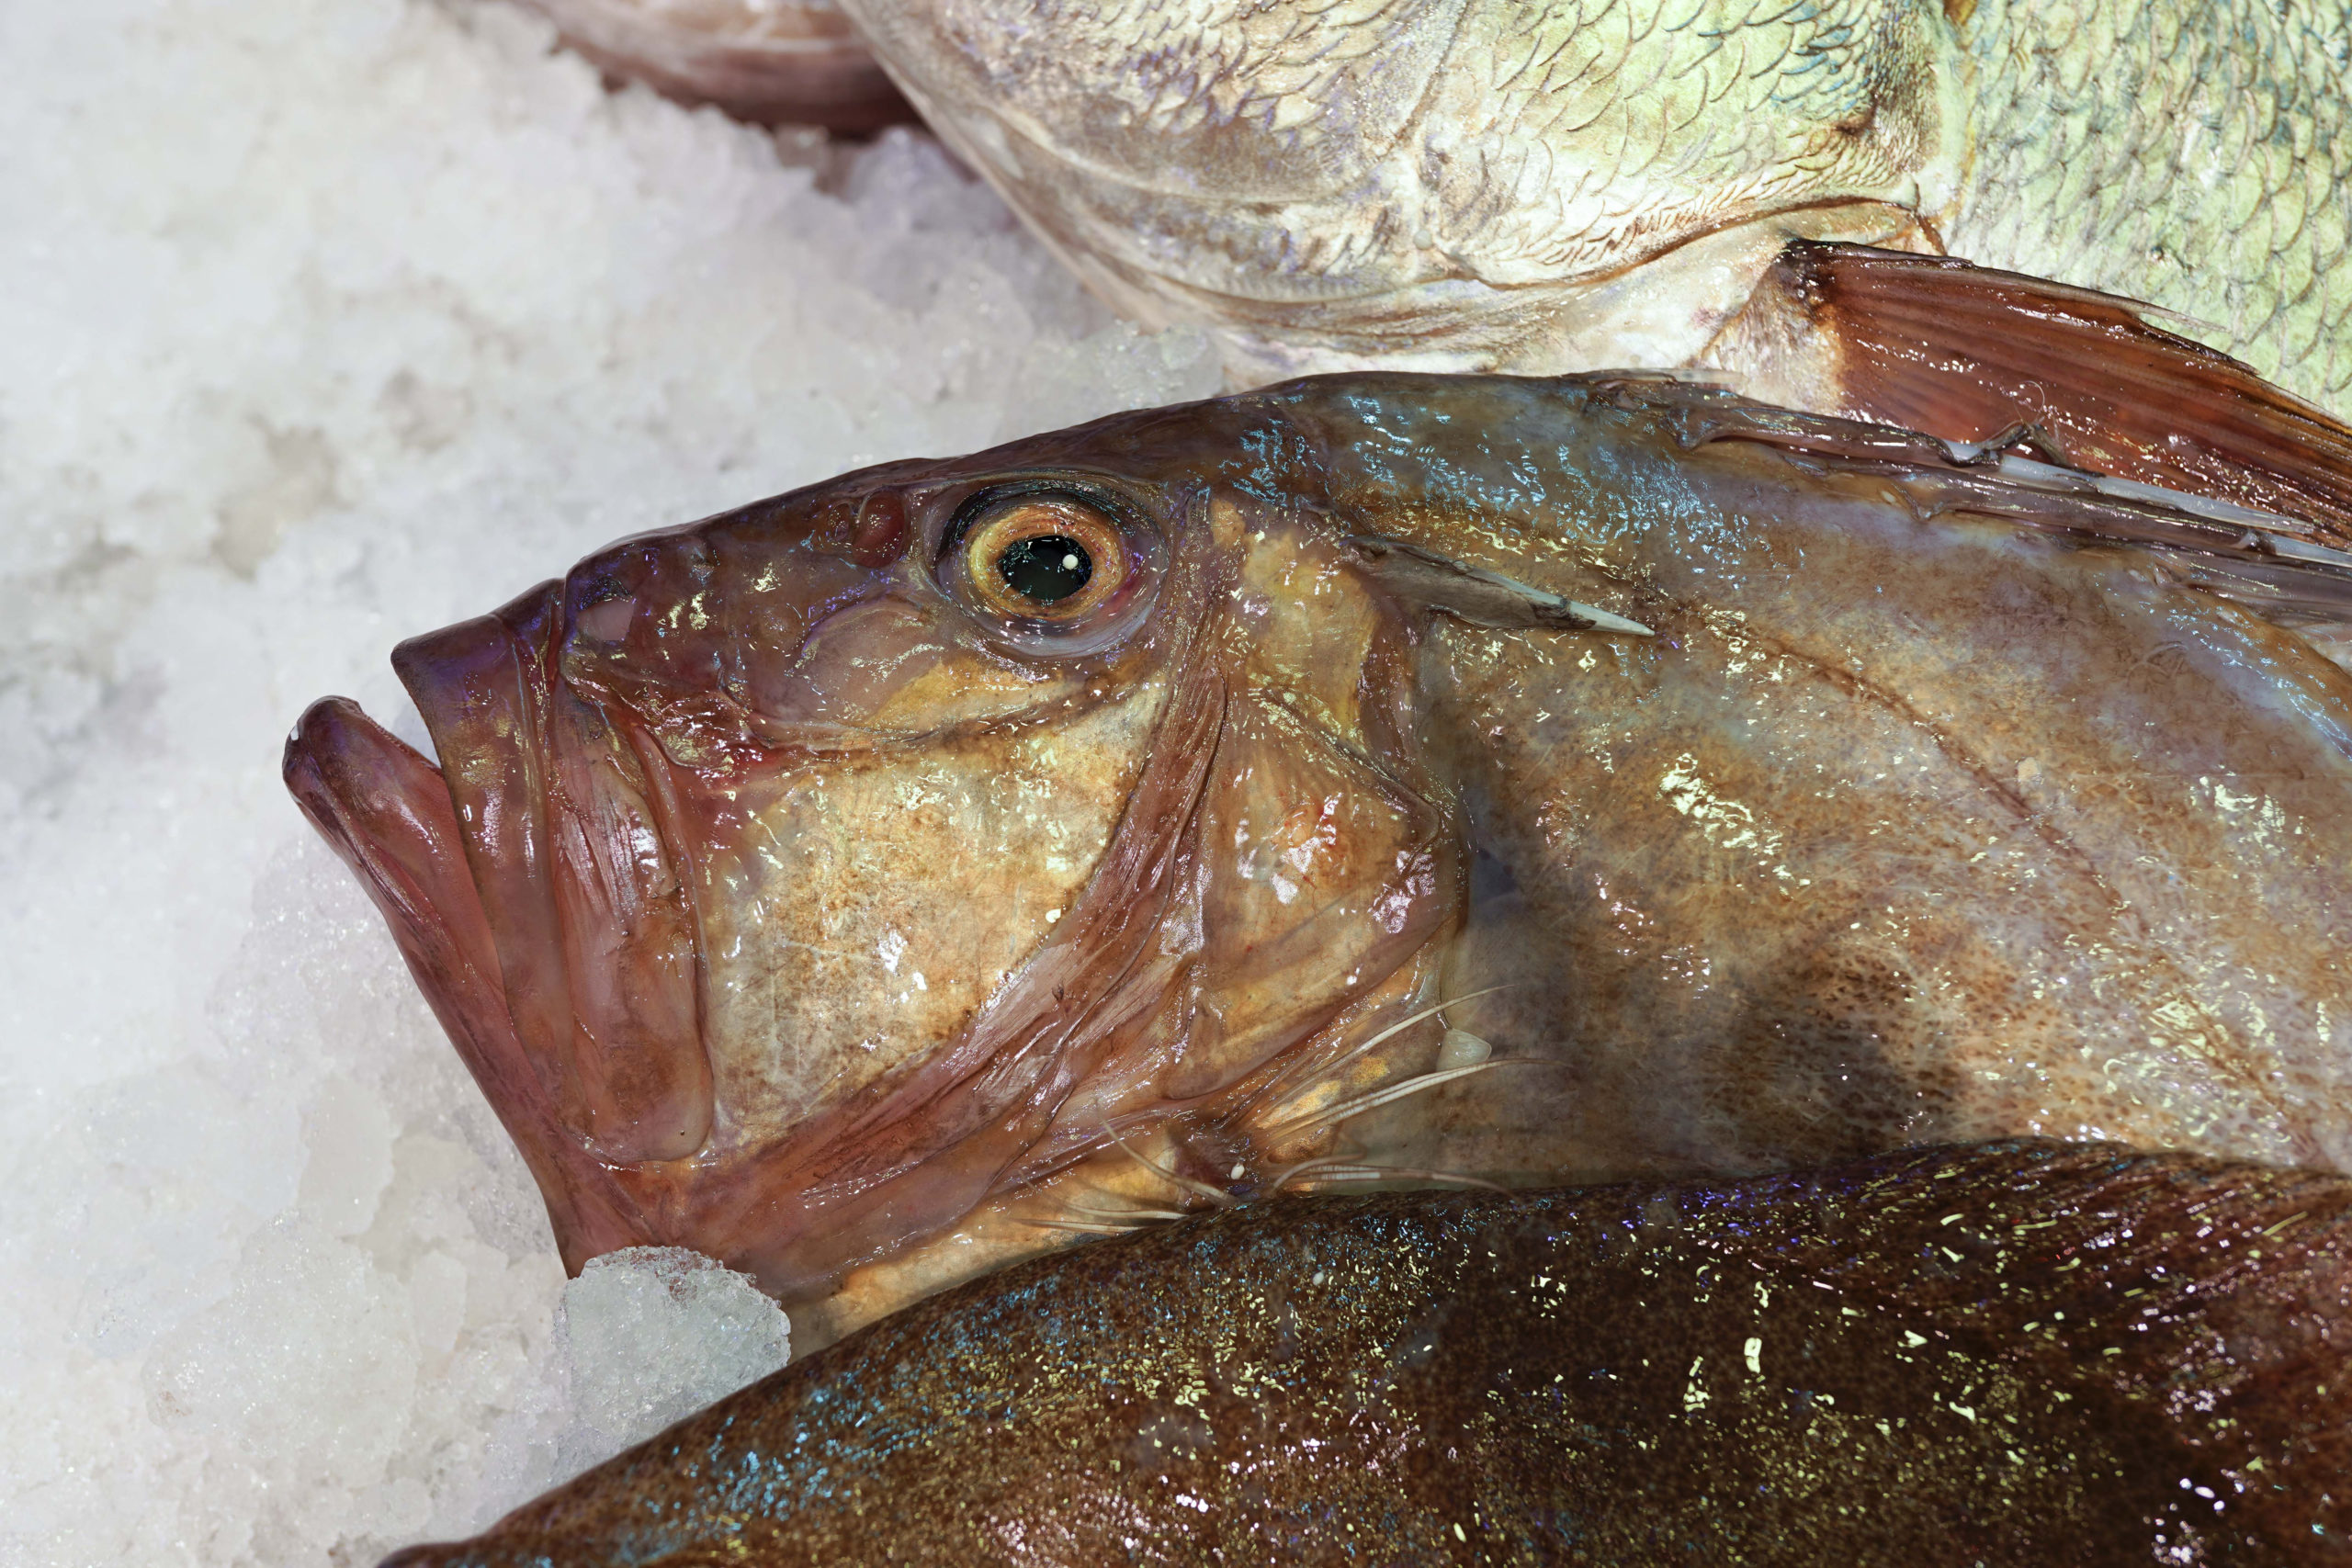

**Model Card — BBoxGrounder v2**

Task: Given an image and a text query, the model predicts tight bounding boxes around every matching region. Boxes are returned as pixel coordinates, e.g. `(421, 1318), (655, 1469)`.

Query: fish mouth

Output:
(388, 581), (718, 1169)
(284, 563), (729, 1269)
(281, 693), (658, 1271)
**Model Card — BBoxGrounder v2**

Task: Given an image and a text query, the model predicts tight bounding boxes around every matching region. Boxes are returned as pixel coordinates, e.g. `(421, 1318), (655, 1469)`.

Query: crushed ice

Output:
(0, 0), (1219, 1562)
(469, 1248), (796, 1518)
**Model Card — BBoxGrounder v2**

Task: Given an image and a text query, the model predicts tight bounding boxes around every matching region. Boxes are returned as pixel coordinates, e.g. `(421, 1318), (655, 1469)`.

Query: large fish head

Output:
(839, 0), (1967, 380)
(285, 392), (1506, 1319)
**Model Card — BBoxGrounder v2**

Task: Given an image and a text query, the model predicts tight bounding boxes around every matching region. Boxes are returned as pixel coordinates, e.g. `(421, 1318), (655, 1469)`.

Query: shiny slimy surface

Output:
(383, 1141), (2352, 1565)
(835, 0), (2351, 407)
(285, 374), (2352, 1347)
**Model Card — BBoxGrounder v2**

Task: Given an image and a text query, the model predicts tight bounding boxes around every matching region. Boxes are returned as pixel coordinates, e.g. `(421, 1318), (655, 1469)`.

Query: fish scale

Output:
(523, 0), (2352, 421)
(831, 0), (2352, 468)
(1951, 0), (2352, 405)
(380, 1141), (2352, 1564)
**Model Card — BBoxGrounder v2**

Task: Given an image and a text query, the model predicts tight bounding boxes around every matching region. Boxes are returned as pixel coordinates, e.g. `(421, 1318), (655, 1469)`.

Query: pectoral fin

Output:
(1344, 535), (1652, 636)
(1717, 241), (2352, 544)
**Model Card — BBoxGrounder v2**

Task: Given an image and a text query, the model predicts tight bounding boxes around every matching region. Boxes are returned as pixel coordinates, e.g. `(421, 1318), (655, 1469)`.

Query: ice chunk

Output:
(448, 1248), (793, 1536)
(558, 1249), (793, 1447)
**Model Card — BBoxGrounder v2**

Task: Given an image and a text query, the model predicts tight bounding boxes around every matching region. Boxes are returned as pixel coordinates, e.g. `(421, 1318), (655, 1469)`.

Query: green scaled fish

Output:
(383, 1141), (2352, 1565)
(528, 0), (2352, 524)
(831, 0), (2352, 502)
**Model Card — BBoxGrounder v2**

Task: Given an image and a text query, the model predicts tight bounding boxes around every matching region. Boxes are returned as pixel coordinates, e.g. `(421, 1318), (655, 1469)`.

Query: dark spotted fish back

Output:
(390, 1140), (2351, 1565)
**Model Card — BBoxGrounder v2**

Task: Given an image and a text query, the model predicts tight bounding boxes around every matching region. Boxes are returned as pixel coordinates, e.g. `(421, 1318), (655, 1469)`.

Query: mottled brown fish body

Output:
(287, 372), (2352, 1338)
(385, 1142), (2352, 1565)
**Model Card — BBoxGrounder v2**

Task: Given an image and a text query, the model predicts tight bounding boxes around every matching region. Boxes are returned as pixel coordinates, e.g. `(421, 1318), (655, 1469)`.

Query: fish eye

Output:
(955, 491), (1131, 625)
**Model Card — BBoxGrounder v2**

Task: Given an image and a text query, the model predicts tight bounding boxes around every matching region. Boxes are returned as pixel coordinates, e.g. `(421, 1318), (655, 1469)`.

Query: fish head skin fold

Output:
(287, 373), (2352, 1337)
(838, 0), (1968, 382)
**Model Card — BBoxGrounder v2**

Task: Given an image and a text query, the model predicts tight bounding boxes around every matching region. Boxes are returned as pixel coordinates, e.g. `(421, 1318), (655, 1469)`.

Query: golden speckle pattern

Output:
(385, 1141), (2352, 1565)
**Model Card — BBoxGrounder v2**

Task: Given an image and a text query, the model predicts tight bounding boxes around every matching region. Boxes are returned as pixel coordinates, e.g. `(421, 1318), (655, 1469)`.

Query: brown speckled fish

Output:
(285, 371), (2352, 1348)
(383, 1141), (2352, 1565)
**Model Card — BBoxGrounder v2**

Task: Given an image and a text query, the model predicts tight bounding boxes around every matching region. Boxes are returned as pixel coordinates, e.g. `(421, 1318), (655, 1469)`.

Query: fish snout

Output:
(281, 694), (660, 1270)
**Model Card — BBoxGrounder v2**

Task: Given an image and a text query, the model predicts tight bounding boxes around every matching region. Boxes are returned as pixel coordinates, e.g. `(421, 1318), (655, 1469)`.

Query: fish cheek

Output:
(684, 688), (1165, 1143)
(1166, 697), (1452, 1101)
(751, 598), (1057, 734)
(1143, 529), (1449, 1101)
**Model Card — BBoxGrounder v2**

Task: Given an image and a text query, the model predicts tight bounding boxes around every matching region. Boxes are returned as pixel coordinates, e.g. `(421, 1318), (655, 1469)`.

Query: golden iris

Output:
(962, 496), (1128, 622)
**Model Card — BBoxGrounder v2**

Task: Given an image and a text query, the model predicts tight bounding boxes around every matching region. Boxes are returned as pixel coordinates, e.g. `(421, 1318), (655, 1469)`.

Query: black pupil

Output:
(996, 535), (1094, 604)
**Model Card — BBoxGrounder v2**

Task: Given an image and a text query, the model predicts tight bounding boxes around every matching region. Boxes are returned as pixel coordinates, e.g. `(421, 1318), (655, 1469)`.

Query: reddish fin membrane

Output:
(1759, 241), (2352, 544)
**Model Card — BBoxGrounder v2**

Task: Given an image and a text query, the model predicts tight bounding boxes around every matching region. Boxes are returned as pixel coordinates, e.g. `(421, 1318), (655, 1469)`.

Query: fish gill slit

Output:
(1065, 1201), (1197, 1223)
(1102, 1123), (1238, 1207)
(1030, 987), (1523, 1239)
(1022, 1217), (1146, 1236)
(1267, 1155), (1510, 1195)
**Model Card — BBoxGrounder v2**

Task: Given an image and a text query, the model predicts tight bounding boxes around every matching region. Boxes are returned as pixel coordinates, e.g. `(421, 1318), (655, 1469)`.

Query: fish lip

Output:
(389, 591), (576, 1116)
(280, 694), (656, 1269)
(280, 697), (476, 987)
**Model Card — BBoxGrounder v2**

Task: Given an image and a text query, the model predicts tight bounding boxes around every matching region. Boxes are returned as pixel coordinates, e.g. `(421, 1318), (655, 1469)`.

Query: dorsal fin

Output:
(1730, 242), (2352, 546)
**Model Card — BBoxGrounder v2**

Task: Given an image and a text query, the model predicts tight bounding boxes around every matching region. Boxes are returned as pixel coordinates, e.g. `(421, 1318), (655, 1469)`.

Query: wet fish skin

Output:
(286, 372), (2352, 1343)
(1301, 375), (2352, 1185)
(381, 1140), (2352, 1566)
(834, 0), (2351, 408)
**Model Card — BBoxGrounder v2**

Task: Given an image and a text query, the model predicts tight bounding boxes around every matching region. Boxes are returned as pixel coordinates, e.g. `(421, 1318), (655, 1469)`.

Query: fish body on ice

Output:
(826, 0), (2351, 410)
(286, 371), (2352, 1346)
(388, 1141), (2352, 1563)
(535, 0), (2352, 535)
